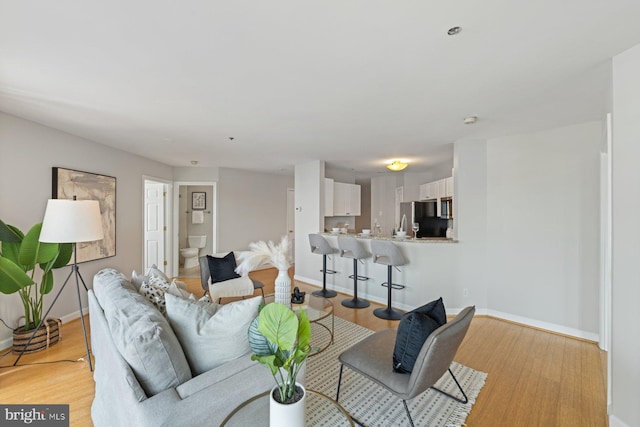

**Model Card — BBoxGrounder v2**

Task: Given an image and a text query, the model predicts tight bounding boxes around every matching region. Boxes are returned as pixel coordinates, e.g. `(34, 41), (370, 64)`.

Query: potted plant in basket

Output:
(249, 301), (311, 427)
(0, 219), (72, 352)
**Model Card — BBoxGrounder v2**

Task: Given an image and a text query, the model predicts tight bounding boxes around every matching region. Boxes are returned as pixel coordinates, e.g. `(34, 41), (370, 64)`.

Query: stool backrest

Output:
(337, 235), (370, 260)
(371, 240), (407, 266)
(309, 233), (337, 255)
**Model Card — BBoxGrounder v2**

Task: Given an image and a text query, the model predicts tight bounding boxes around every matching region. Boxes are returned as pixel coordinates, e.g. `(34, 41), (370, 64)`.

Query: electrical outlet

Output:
(463, 288), (469, 297)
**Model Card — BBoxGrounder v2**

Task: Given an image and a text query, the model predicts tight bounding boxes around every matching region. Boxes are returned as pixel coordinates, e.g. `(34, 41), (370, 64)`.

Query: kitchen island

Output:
(295, 232), (461, 314)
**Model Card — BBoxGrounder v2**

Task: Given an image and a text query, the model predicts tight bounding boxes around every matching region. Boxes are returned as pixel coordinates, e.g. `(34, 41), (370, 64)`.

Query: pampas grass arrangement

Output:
(235, 235), (290, 276)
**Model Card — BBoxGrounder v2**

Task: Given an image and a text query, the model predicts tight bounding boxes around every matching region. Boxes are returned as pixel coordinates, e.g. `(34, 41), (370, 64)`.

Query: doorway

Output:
(173, 182), (217, 277)
(143, 178), (172, 276)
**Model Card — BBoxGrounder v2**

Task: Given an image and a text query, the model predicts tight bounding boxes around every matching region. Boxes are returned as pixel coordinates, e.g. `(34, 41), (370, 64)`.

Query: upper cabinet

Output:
(419, 176), (453, 200)
(324, 178), (334, 216)
(332, 182), (361, 216)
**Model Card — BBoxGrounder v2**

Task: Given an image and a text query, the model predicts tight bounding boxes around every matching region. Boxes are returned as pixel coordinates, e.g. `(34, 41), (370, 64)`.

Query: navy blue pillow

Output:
(206, 252), (241, 283)
(392, 297), (446, 374)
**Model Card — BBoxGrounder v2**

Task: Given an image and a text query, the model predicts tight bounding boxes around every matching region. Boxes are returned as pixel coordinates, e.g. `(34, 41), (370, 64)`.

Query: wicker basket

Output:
(13, 318), (62, 354)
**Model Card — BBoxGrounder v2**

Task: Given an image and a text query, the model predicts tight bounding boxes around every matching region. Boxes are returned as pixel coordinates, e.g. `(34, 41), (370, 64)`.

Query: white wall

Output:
(216, 168), (293, 252)
(0, 112), (173, 347)
(293, 161), (324, 284)
(453, 140), (489, 310)
(370, 175), (399, 236)
(610, 43), (640, 427)
(485, 121), (602, 336)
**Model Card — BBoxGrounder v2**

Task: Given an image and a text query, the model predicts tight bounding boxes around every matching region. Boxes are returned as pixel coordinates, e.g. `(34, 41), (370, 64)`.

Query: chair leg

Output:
(313, 254), (337, 298)
(342, 259), (370, 309)
(336, 364), (344, 401)
(402, 400), (415, 427)
(430, 368), (469, 404)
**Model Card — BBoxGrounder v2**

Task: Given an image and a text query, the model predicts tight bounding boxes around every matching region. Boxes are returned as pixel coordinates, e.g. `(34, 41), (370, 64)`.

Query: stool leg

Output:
(342, 258), (370, 309)
(374, 265), (403, 320)
(313, 254), (337, 298)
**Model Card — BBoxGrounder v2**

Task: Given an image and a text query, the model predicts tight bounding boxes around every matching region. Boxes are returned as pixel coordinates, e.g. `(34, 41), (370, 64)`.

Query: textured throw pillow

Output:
(392, 297), (447, 374)
(165, 294), (262, 375)
(139, 275), (197, 316)
(207, 252), (241, 283)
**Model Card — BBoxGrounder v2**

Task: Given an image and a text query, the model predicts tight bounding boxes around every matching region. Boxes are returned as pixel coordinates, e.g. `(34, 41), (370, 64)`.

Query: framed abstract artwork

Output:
(192, 192), (206, 210)
(52, 167), (116, 263)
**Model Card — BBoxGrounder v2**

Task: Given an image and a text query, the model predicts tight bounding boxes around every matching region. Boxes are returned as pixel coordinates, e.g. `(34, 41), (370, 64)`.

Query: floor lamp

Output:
(14, 199), (104, 371)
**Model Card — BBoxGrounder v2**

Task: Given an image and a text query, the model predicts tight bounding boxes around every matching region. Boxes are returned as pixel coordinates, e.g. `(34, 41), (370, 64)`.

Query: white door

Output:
(145, 181), (165, 272)
(287, 188), (295, 263)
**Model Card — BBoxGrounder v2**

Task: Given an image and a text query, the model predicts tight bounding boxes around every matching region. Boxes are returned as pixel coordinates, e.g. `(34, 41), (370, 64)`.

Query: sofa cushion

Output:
(93, 268), (192, 396)
(165, 294), (261, 375)
(392, 297), (447, 374)
(206, 252), (241, 283)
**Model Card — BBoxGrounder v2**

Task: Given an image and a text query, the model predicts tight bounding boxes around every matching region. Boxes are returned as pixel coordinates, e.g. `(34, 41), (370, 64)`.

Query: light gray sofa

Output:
(89, 268), (273, 427)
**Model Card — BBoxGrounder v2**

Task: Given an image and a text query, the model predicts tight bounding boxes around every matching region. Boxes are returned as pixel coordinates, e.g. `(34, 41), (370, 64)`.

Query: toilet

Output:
(180, 235), (207, 269)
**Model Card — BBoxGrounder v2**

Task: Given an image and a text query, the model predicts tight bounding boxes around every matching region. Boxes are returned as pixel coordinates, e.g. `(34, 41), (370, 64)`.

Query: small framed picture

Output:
(192, 192), (206, 210)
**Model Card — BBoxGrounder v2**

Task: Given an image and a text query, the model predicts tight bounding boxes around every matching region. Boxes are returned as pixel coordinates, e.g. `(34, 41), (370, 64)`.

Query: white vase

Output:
(275, 269), (291, 307)
(269, 383), (305, 427)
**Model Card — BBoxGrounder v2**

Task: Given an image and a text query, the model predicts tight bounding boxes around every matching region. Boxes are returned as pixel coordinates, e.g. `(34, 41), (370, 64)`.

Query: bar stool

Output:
(337, 236), (371, 309)
(371, 240), (406, 320)
(309, 234), (338, 298)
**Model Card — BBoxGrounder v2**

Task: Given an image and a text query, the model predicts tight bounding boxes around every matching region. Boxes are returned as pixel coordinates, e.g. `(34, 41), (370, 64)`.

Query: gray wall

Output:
(485, 121), (601, 333)
(0, 112), (173, 347)
(216, 168), (293, 252)
(611, 42), (640, 427)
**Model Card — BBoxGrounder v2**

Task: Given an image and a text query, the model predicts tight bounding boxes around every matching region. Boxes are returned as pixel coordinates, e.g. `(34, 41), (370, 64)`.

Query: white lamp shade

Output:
(40, 199), (105, 243)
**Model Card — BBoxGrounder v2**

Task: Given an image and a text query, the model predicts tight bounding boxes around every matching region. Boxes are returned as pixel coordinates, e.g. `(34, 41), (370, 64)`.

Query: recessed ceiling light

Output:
(229, 137), (235, 142)
(447, 26), (462, 36)
(191, 160), (198, 165)
(463, 116), (478, 125)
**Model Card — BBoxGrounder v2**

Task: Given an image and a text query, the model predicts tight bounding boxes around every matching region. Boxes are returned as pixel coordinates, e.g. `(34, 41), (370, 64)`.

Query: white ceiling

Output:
(2, 1), (640, 176)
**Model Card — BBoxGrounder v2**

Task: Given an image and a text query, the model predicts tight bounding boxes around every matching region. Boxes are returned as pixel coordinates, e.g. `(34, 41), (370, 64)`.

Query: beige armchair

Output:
(198, 255), (264, 302)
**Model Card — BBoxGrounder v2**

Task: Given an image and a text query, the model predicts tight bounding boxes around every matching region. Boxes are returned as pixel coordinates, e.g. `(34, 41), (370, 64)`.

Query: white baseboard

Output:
(293, 275), (599, 342)
(609, 414), (631, 427)
(0, 307), (89, 351)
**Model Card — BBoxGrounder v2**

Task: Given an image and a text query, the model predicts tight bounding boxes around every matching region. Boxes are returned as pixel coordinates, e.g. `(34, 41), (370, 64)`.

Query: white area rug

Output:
(305, 316), (487, 427)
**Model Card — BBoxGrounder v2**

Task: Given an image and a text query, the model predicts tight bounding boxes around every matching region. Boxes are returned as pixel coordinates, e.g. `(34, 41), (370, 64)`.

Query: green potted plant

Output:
(249, 302), (311, 427)
(0, 219), (72, 352)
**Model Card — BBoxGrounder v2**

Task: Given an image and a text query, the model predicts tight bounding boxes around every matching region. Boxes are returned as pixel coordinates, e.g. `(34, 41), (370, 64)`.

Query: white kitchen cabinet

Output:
(445, 177), (453, 198)
(324, 178), (334, 217)
(333, 182), (361, 216)
(419, 182), (437, 200)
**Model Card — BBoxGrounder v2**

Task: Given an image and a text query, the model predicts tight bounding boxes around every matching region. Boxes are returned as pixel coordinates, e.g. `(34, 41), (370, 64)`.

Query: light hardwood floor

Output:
(0, 268), (608, 426)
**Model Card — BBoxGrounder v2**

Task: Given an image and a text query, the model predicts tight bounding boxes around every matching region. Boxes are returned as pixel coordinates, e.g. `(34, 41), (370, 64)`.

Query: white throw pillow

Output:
(165, 294), (262, 375)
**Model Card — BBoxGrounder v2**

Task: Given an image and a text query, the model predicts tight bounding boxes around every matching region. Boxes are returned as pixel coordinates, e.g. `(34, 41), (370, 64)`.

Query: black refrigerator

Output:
(399, 201), (449, 238)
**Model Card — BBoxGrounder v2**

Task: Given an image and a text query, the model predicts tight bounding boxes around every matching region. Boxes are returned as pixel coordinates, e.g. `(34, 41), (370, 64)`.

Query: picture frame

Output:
(52, 167), (116, 263)
(192, 192), (206, 210)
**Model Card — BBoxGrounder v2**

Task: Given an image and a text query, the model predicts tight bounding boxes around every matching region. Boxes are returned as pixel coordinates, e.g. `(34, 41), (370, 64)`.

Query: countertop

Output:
(321, 232), (457, 243)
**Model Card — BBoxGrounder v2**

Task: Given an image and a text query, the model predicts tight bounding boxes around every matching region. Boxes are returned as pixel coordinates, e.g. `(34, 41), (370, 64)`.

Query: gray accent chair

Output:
(308, 233), (339, 298)
(370, 239), (407, 320)
(337, 235), (371, 309)
(198, 256), (264, 301)
(336, 306), (476, 427)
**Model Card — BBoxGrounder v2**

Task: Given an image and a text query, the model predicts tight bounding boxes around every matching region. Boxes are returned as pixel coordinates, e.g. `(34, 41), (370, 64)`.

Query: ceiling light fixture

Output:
(386, 160), (408, 171)
(463, 116), (478, 124)
(447, 26), (462, 36)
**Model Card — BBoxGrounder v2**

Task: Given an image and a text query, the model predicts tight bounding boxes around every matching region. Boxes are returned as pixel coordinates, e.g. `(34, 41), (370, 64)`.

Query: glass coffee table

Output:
(262, 293), (334, 355)
(220, 389), (354, 426)
(292, 294), (334, 355)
